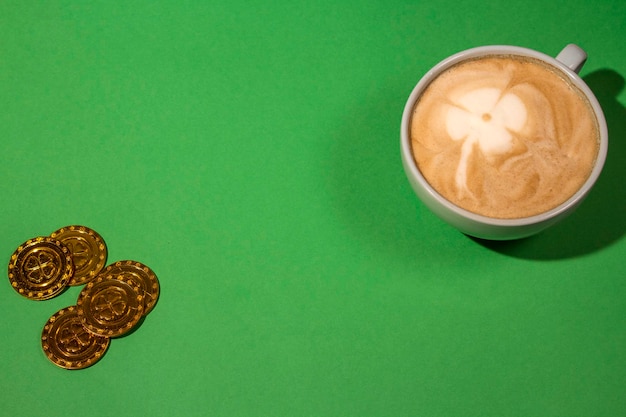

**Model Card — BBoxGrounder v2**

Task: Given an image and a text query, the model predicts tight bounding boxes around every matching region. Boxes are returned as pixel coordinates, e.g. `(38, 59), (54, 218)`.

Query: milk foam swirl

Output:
(410, 55), (599, 219)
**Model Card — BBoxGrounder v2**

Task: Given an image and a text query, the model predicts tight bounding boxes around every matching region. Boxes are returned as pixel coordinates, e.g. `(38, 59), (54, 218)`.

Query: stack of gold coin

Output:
(8, 225), (107, 300)
(7, 226), (160, 370)
(42, 261), (159, 369)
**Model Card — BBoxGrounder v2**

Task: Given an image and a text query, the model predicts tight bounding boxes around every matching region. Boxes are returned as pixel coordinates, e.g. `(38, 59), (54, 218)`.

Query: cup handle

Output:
(556, 44), (587, 74)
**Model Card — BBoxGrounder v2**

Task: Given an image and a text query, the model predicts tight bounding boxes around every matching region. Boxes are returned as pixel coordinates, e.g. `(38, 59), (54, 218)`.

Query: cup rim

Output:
(400, 45), (609, 227)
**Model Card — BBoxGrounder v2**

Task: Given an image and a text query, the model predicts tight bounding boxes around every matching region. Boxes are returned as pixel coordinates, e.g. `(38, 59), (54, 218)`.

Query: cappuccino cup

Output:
(401, 44), (608, 240)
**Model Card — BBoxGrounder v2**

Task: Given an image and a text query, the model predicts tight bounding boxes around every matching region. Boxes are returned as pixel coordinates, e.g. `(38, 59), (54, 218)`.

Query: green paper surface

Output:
(1, 1), (625, 416)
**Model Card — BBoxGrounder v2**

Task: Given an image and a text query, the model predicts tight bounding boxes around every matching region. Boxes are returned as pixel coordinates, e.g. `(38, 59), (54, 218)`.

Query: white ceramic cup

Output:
(400, 44), (608, 240)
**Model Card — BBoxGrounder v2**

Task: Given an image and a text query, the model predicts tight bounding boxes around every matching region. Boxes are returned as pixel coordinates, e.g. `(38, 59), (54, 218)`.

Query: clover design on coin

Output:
(77, 274), (144, 337)
(50, 225), (107, 286)
(41, 306), (110, 370)
(8, 237), (73, 300)
(101, 260), (160, 316)
(445, 88), (527, 196)
(59, 322), (92, 353)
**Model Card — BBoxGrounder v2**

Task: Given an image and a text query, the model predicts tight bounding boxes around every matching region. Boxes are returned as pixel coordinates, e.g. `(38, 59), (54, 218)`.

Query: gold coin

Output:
(50, 225), (107, 286)
(41, 306), (110, 370)
(8, 237), (73, 300)
(102, 260), (160, 316)
(77, 274), (144, 337)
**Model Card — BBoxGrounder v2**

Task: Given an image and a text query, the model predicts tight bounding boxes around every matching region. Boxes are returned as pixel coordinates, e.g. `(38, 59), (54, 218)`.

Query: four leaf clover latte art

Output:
(410, 55), (599, 219)
(445, 87), (527, 195)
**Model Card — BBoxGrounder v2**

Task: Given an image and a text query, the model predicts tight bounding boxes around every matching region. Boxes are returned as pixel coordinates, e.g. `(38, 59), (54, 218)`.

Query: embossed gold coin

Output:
(41, 306), (110, 370)
(77, 274), (144, 337)
(8, 237), (73, 300)
(102, 260), (160, 315)
(50, 225), (107, 286)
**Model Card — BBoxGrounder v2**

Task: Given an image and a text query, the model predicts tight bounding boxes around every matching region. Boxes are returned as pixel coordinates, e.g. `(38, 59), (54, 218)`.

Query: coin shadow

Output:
(116, 296), (160, 338)
(474, 69), (626, 260)
(118, 315), (147, 338)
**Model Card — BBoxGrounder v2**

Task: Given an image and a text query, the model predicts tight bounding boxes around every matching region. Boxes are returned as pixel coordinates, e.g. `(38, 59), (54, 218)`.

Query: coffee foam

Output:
(410, 55), (599, 219)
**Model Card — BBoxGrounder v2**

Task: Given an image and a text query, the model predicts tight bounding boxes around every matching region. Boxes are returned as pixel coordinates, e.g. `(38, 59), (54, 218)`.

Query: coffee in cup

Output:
(410, 54), (599, 219)
(401, 45), (608, 240)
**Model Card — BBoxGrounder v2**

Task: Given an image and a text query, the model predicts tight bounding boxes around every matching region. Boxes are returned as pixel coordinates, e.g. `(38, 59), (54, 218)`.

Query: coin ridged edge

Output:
(104, 260), (160, 315)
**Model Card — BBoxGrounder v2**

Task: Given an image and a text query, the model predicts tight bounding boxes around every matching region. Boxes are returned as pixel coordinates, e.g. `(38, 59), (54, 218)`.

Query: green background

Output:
(1, 1), (625, 416)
